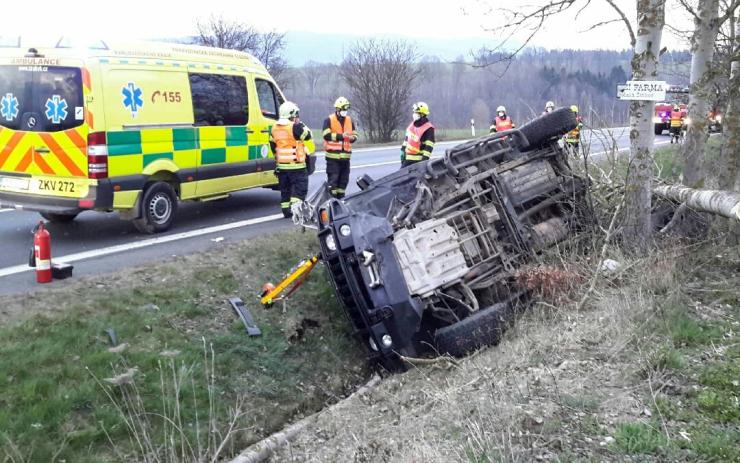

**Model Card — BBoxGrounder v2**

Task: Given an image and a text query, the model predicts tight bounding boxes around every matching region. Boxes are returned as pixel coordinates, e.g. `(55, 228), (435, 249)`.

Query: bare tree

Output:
(718, 10), (740, 241)
(472, 0), (666, 249)
(680, 0), (738, 188)
(621, 0), (666, 250)
(195, 15), (288, 87)
(340, 39), (420, 143)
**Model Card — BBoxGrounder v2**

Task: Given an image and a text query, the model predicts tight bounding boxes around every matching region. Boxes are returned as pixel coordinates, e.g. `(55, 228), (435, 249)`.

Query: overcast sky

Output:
(4, 0), (692, 52)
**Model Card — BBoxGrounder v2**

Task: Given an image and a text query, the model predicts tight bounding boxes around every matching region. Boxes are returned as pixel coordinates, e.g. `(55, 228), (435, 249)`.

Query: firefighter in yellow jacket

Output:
(270, 101), (314, 218)
(323, 97), (358, 198)
(564, 105), (584, 154)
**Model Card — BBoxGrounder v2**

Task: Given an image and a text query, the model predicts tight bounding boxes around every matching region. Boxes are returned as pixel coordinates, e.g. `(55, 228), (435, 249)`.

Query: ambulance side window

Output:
(255, 79), (283, 120)
(189, 73), (248, 126)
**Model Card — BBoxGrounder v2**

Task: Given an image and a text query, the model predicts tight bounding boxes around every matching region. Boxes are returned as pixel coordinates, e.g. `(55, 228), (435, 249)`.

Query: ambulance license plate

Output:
(0, 176), (30, 191)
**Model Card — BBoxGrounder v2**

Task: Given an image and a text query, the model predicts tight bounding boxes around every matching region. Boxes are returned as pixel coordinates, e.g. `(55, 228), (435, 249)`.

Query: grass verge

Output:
(0, 229), (367, 462)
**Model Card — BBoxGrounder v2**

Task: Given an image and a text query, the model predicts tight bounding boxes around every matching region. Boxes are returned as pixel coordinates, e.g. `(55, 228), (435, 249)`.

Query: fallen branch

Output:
(653, 185), (740, 221)
(228, 375), (382, 463)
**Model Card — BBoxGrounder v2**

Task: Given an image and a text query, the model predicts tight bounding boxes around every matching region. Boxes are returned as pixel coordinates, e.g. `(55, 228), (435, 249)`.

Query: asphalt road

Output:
(0, 127), (668, 295)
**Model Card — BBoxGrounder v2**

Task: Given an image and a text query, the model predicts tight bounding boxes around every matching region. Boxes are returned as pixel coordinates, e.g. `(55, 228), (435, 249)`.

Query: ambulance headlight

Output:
(381, 334), (393, 348)
(715, 115), (722, 123)
(325, 234), (337, 252)
(339, 224), (351, 237)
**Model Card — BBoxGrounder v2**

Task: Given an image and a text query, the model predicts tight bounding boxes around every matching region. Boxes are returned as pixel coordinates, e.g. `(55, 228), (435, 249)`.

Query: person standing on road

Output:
(401, 102), (435, 167)
(669, 104), (683, 144)
(564, 105), (584, 154)
(270, 101), (314, 218)
(323, 97), (358, 199)
(543, 101), (555, 115)
(490, 106), (515, 133)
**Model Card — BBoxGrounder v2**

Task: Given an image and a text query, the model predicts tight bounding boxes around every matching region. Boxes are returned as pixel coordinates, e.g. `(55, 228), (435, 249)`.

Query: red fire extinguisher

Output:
(34, 221), (52, 283)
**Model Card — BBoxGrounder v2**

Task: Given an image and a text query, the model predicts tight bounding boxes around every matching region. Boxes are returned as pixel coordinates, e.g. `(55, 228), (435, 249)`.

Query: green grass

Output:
(0, 230), (367, 462)
(611, 422), (669, 455)
(629, 246), (740, 461)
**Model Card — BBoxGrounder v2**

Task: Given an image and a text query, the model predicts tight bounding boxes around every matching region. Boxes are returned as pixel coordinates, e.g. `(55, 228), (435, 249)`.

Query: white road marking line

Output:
(0, 209), (11, 213)
(0, 213), (284, 278)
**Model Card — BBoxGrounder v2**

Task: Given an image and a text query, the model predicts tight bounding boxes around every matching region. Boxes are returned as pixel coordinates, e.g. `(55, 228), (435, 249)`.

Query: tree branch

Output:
(604, 0), (637, 47)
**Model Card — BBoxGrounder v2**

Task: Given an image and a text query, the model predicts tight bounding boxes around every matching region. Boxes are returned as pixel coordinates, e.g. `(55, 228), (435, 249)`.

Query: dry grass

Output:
(269, 234), (738, 462)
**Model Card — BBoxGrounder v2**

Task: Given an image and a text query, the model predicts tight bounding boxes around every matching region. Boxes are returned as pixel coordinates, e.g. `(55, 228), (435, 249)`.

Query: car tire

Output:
(433, 302), (514, 357)
(654, 125), (663, 136)
(519, 107), (577, 151)
(39, 211), (79, 223)
(132, 182), (178, 234)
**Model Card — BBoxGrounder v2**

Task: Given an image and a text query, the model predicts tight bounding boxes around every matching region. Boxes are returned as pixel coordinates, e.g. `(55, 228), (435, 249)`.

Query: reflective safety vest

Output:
(324, 114), (353, 159)
(565, 116), (583, 143)
(494, 116), (514, 132)
(404, 121), (434, 158)
(272, 123), (306, 168)
(670, 111), (683, 128)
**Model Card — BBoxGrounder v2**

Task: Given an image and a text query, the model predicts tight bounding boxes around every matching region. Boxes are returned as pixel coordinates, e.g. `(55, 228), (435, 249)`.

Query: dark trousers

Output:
(326, 158), (350, 199)
(277, 169), (308, 218)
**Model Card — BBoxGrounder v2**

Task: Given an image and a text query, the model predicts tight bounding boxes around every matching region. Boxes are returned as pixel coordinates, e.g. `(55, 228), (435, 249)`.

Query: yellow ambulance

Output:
(0, 39), (305, 233)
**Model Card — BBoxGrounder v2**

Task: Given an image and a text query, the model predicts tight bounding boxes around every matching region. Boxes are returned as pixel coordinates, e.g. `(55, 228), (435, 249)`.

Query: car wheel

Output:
(433, 302), (515, 357)
(132, 182), (178, 234)
(39, 211), (80, 223)
(518, 107), (577, 151)
(654, 125), (663, 135)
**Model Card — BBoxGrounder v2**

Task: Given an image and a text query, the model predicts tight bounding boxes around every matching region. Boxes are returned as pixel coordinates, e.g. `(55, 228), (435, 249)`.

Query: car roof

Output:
(0, 38), (269, 75)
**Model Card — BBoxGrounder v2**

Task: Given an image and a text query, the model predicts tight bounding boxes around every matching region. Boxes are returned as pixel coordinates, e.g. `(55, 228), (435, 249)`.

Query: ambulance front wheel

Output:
(133, 182), (178, 234)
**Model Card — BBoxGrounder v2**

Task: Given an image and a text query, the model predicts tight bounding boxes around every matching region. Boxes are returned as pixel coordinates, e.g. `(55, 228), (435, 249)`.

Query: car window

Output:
(189, 73), (248, 126)
(0, 65), (84, 132)
(255, 79), (283, 120)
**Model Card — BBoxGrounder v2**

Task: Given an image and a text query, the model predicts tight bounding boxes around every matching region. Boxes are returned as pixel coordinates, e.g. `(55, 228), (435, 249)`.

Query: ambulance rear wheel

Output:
(133, 182), (178, 234)
(40, 211), (79, 223)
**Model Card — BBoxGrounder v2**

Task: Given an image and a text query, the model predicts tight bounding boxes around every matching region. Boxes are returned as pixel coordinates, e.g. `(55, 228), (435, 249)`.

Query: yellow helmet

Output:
(413, 101), (430, 116)
(570, 105), (579, 113)
(334, 97), (350, 110)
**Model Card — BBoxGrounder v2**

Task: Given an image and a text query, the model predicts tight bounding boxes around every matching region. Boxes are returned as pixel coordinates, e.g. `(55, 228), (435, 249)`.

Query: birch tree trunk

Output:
(682, 0), (721, 188)
(718, 11), (740, 242)
(653, 185), (740, 220)
(623, 0), (665, 251)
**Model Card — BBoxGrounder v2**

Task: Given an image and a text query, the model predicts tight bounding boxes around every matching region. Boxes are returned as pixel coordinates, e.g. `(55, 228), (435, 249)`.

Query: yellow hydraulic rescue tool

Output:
(260, 255), (321, 307)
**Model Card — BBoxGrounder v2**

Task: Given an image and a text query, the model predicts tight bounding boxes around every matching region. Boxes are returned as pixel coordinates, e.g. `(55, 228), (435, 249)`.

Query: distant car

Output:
(315, 108), (592, 370)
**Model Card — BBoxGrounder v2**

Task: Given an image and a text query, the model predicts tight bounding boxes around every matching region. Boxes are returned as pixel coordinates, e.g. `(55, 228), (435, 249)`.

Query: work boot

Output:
(282, 209), (292, 218)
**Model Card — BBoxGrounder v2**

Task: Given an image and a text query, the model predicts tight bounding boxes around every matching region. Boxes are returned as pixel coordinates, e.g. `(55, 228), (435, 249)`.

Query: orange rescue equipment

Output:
(34, 221), (52, 283)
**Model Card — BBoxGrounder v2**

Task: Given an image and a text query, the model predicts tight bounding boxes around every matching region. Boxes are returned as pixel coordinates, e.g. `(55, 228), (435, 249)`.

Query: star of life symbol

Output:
(1, 93), (19, 121)
(122, 82), (144, 117)
(45, 95), (68, 124)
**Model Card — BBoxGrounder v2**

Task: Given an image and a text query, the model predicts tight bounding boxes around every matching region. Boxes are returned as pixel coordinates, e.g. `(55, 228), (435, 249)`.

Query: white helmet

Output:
(279, 101), (300, 120)
(545, 101), (555, 110)
(496, 105), (506, 113)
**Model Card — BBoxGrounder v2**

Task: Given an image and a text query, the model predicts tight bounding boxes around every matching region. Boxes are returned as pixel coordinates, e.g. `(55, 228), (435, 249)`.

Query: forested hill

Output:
(284, 48), (691, 130)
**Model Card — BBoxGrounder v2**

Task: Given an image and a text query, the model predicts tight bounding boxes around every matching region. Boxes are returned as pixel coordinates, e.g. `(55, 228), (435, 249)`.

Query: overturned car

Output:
(314, 108), (591, 370)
